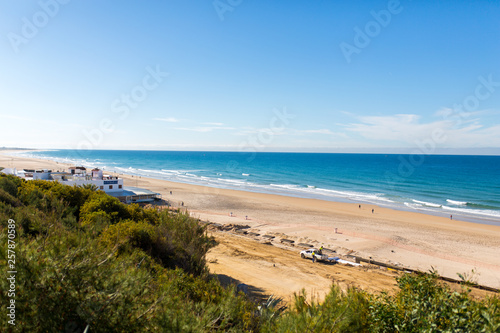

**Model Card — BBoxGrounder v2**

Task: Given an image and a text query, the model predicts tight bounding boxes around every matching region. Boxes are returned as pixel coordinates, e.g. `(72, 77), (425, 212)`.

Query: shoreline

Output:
(2, 150), (500, 289)
(6, 150), (500, 226)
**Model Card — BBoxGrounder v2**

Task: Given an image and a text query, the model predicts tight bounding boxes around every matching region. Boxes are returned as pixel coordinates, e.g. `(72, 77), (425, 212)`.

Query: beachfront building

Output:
(69, 166), (87, 175)
(2, 168), (53, 180)
(2, 168), (52, 180)
(50, 169), (124, 193)
(107, 186), (162, 204)
(1, 166), (161, 203)
(2, 166), (123, 193)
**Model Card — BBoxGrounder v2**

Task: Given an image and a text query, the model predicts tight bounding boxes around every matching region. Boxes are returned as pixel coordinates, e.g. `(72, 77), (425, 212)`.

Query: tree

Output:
(80, 183), (98, 191)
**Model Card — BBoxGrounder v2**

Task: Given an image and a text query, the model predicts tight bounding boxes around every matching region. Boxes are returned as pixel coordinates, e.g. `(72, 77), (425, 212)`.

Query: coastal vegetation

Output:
(1, 174), (499, 332)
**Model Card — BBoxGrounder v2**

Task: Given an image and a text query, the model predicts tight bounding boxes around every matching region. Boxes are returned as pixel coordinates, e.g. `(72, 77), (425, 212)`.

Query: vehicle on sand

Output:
(300, 248), (329, 262)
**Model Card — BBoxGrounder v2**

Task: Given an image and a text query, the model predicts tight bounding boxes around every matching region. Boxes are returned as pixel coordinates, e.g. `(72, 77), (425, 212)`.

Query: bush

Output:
(0, 188), (21, 207)
(0, 179), (258, 332)
(99, 219), (157, 255)
(264, 286), (369, 332)
(79, 194), (129, 226)
(0, 175), (22, 197)
(126, 203), (160, 225)
(0, 229), (162, 332)
(368, 272), (500, 332)
(148, 211), (215, 276)
(1, 178), (498, 332)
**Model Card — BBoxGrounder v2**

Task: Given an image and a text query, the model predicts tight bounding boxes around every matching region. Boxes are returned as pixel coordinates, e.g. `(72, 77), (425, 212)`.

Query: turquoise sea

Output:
(14, 150), (500, 225)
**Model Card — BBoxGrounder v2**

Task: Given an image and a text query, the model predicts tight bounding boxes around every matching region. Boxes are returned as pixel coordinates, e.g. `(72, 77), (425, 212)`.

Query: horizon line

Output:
(2, 146), (500, 156)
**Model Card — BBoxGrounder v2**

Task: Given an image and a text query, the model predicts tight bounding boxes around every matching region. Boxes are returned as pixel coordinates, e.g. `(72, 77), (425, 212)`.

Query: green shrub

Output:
(2, 178), (498, 332)
(368, 272), (500, 332)
(79, 194), (129, 226)
(264, 286), (369, 333)
(0, 179), (259, 332)
(148, 211), (215, 276)
(0, 188), (21, 207)
(50, 184), (96, 219)
(0, 175), (22, 197)
(99, 219), (157, 255)
(0, 229), (162, 332)
(126, 203), (160, 225)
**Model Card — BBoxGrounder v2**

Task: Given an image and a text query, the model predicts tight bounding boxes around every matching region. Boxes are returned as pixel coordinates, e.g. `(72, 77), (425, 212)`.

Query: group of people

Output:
(311, 246), (323, 263)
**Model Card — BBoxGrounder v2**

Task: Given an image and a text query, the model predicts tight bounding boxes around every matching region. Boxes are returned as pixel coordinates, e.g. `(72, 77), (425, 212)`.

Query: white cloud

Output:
(234, 127), (290, 136)
(174, 126), (235, 133)
(153, 117), (180, 122)
(342, 113), (500, 148)
(202, 122), (224, 126)
(170, 121), (233, 132)
(292, 129), (337, 135)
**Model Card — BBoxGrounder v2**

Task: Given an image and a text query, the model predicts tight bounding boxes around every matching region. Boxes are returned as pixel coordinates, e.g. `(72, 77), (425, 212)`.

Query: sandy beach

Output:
(2, 150), (500, 292)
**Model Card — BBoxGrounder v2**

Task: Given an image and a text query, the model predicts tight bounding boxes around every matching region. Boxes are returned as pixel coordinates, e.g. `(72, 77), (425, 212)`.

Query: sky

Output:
(0, 0), (499, 154)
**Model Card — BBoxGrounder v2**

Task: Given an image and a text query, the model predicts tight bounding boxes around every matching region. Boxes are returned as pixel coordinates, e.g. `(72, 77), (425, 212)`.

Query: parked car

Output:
(300, 248), (328, 262)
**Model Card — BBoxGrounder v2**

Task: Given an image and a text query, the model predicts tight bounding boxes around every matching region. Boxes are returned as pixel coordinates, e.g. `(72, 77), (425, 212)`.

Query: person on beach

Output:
(318, 246), (323, 254)
(372, 208), (374, 213)
(450, 215), (452, 220)
(312, 251), (316, 263)
(359, 204), (361, 209)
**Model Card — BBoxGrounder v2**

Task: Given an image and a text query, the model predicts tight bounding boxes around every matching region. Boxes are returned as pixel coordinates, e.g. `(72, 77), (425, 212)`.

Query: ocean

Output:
(13, 150), (500, 225)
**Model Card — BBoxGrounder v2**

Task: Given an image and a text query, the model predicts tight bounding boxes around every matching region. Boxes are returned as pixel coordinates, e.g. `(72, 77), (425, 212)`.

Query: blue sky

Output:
(1, 0), (499, 153)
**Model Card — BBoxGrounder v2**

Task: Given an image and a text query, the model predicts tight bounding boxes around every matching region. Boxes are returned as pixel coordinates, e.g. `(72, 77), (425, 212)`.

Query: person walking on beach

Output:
(372, 208), (374, 214)
(312, 251), (316, 263)
(450, 215), (453, 220)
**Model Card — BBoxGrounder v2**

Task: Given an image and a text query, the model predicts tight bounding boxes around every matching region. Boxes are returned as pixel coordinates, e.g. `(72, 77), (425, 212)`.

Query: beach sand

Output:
(2, 150), (500, 293)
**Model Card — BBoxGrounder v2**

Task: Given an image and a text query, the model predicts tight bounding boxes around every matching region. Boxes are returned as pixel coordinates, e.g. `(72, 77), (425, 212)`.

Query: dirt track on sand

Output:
(206, 230), (497, 305)
(206, 230), (400, 304)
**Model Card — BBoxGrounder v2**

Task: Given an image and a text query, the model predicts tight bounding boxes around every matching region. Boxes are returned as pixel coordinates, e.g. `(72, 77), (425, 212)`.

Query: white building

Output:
(68, 166), (87, 175)
(1, 168), (51, 180)
(2, 166), (161, 202)
(50, 167), (123, 193)
(1, 166), (123, 194)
